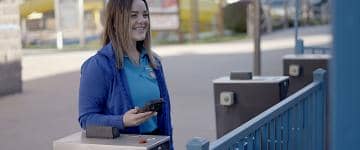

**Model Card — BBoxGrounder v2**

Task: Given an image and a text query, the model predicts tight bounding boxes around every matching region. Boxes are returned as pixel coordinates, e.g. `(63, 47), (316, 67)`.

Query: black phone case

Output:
(138, 98), (164, 113)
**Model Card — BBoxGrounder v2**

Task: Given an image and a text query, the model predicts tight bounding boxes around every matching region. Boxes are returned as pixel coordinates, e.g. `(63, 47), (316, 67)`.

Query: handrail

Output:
(211, 82), (319, 149)
(295, 39), (331, 54)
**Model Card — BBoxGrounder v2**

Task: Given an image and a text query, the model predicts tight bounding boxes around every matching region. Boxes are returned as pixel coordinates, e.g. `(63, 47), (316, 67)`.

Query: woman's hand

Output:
(123, 107), (156, 127)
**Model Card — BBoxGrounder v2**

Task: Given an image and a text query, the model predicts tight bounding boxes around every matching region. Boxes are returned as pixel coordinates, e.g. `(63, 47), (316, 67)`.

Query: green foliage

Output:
(223, 2), (248, 33)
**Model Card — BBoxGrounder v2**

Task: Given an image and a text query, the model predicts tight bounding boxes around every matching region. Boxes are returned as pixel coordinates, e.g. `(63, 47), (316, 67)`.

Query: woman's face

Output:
(130, 0), (149, 42)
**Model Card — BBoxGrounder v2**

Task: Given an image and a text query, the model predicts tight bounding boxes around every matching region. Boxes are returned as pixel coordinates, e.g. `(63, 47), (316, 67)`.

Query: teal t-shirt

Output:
(124, 51), (160, 133)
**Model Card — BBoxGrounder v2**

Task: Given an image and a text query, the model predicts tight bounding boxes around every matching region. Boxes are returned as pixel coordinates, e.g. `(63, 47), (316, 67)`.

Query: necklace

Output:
(130, 58), (140, 65)
(127, 51), (140, 65)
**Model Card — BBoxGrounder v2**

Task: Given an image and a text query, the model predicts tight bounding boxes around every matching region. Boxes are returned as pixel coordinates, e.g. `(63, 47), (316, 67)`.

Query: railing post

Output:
(313, 68), (327, 150)
(186, 137), (209, 150)
(295, 39), (304, 54)
(313, 68), (326, 83)
(294, 0), (300, 43)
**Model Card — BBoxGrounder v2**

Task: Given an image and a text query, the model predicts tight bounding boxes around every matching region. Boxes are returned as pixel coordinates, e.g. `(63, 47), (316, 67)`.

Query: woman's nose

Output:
(137, 16), (147, 23)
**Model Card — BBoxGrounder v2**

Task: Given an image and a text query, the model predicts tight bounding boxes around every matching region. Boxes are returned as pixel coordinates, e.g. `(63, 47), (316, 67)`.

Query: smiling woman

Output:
(130, 0), (150, 43)
(78, 0), (173, 149)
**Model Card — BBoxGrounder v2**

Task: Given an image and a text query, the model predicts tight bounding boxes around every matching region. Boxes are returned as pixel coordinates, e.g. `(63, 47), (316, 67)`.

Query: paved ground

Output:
(0, 25), (331, 150)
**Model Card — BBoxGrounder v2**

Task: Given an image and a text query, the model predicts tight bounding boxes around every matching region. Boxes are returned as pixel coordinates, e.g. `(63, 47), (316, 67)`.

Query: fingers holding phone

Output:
(137, 98), (164, 113)
(123, 107), (156, 127)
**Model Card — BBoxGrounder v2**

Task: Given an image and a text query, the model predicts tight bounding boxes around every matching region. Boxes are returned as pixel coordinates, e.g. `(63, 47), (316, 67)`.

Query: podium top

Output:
(53, 132), (170, 150)
(282, 54), (331, 60)
(213, 76), (289, 84)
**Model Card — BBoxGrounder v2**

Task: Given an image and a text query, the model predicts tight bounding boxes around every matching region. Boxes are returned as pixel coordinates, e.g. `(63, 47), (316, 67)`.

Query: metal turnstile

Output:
(53, 132), (170, 150)
(214, 76), (289, 138)
(283, 54), (330, 95)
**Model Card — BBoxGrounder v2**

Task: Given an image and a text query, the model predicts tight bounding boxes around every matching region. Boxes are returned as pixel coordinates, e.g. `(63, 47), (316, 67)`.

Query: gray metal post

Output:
(54, 0), (63, 50)
(78, 0), (85, 47)
(190, 0), (199, 41)
(283, 0), (289, 28)
(176, 0), (184, 43)
(294, 0), (301, 44)
(253, 0), (261, 75)
(265, 0), (273, 33)
(331, 0), (360, 149)
(217, 0), (225, 36)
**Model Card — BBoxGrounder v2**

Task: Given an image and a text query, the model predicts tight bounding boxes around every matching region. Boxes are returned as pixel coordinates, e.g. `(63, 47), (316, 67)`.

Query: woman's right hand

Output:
(123, 107), (156, 127)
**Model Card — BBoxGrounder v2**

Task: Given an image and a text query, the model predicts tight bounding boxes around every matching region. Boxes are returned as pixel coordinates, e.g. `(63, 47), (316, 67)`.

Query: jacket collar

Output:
(98, 42), (148, 61)
(97, 42), (115, 61)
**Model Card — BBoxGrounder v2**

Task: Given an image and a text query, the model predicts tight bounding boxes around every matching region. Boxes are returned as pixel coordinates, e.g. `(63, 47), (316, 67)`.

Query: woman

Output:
(78, 0), (173, 148)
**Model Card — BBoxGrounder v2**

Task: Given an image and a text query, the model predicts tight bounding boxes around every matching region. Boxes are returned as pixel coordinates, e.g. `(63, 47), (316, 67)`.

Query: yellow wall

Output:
(20, 0), (103, 18)
(20, 0), (54, 17)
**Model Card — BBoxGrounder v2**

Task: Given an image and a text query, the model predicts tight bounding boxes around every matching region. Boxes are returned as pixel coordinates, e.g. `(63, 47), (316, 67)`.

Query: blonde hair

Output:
(102, 0), (157, 69)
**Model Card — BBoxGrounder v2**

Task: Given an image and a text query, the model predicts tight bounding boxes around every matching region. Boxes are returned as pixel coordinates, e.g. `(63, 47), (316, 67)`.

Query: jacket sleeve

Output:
(156, 59), (174, 150)
(78, 56), (125, 129)
(159, 62), (173, 135)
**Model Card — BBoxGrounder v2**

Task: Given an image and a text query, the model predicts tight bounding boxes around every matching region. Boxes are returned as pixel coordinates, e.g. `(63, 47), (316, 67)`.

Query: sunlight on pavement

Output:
(22, 51), (94, 81)
(154, 34), (331, 56)
(22, 33), (331, 81)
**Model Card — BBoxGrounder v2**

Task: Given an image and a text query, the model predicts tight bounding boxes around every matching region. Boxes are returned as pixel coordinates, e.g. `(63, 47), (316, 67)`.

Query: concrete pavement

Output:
(0, 25), (331, 150)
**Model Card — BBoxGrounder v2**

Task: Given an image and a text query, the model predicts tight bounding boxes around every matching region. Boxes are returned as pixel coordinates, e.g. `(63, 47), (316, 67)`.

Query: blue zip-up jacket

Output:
(78, 43), (173, 147)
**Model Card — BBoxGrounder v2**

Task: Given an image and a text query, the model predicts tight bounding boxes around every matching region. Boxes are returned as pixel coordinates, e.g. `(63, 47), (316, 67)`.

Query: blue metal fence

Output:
(295, 39), (331, 54)
(187, 68), (327, 150)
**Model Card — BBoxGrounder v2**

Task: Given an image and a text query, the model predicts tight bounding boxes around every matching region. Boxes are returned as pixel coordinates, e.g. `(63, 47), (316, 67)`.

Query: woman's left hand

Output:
(123, 108), (156, 127)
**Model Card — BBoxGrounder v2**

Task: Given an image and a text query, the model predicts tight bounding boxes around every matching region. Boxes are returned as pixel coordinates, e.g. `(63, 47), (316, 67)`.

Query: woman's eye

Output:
(143, 13), (149, 17)
(131, 14), (137, 17)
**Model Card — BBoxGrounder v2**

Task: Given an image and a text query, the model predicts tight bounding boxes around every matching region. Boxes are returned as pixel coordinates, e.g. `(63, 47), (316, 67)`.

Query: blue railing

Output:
(295, 39), (331, 54)
(187, 68), (327, 150)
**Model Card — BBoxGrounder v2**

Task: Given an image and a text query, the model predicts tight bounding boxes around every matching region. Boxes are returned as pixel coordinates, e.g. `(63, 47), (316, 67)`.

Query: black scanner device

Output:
(85, 125), (120, 139)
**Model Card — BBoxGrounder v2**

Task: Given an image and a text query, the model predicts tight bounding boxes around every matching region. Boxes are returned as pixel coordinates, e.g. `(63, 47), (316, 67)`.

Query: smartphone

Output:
(137, 98), (164, 113)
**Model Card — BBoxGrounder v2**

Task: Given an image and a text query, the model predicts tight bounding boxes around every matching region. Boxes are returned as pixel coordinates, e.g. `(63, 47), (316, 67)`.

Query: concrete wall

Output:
(0, 0), (22, 97)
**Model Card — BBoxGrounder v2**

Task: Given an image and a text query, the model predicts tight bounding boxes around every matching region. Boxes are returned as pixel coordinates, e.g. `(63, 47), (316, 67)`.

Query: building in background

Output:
(20, 0), (104, 47)
(0, 0), (22, 97)
(18, 0), (330, 47)
(19, 0), (221, 47)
